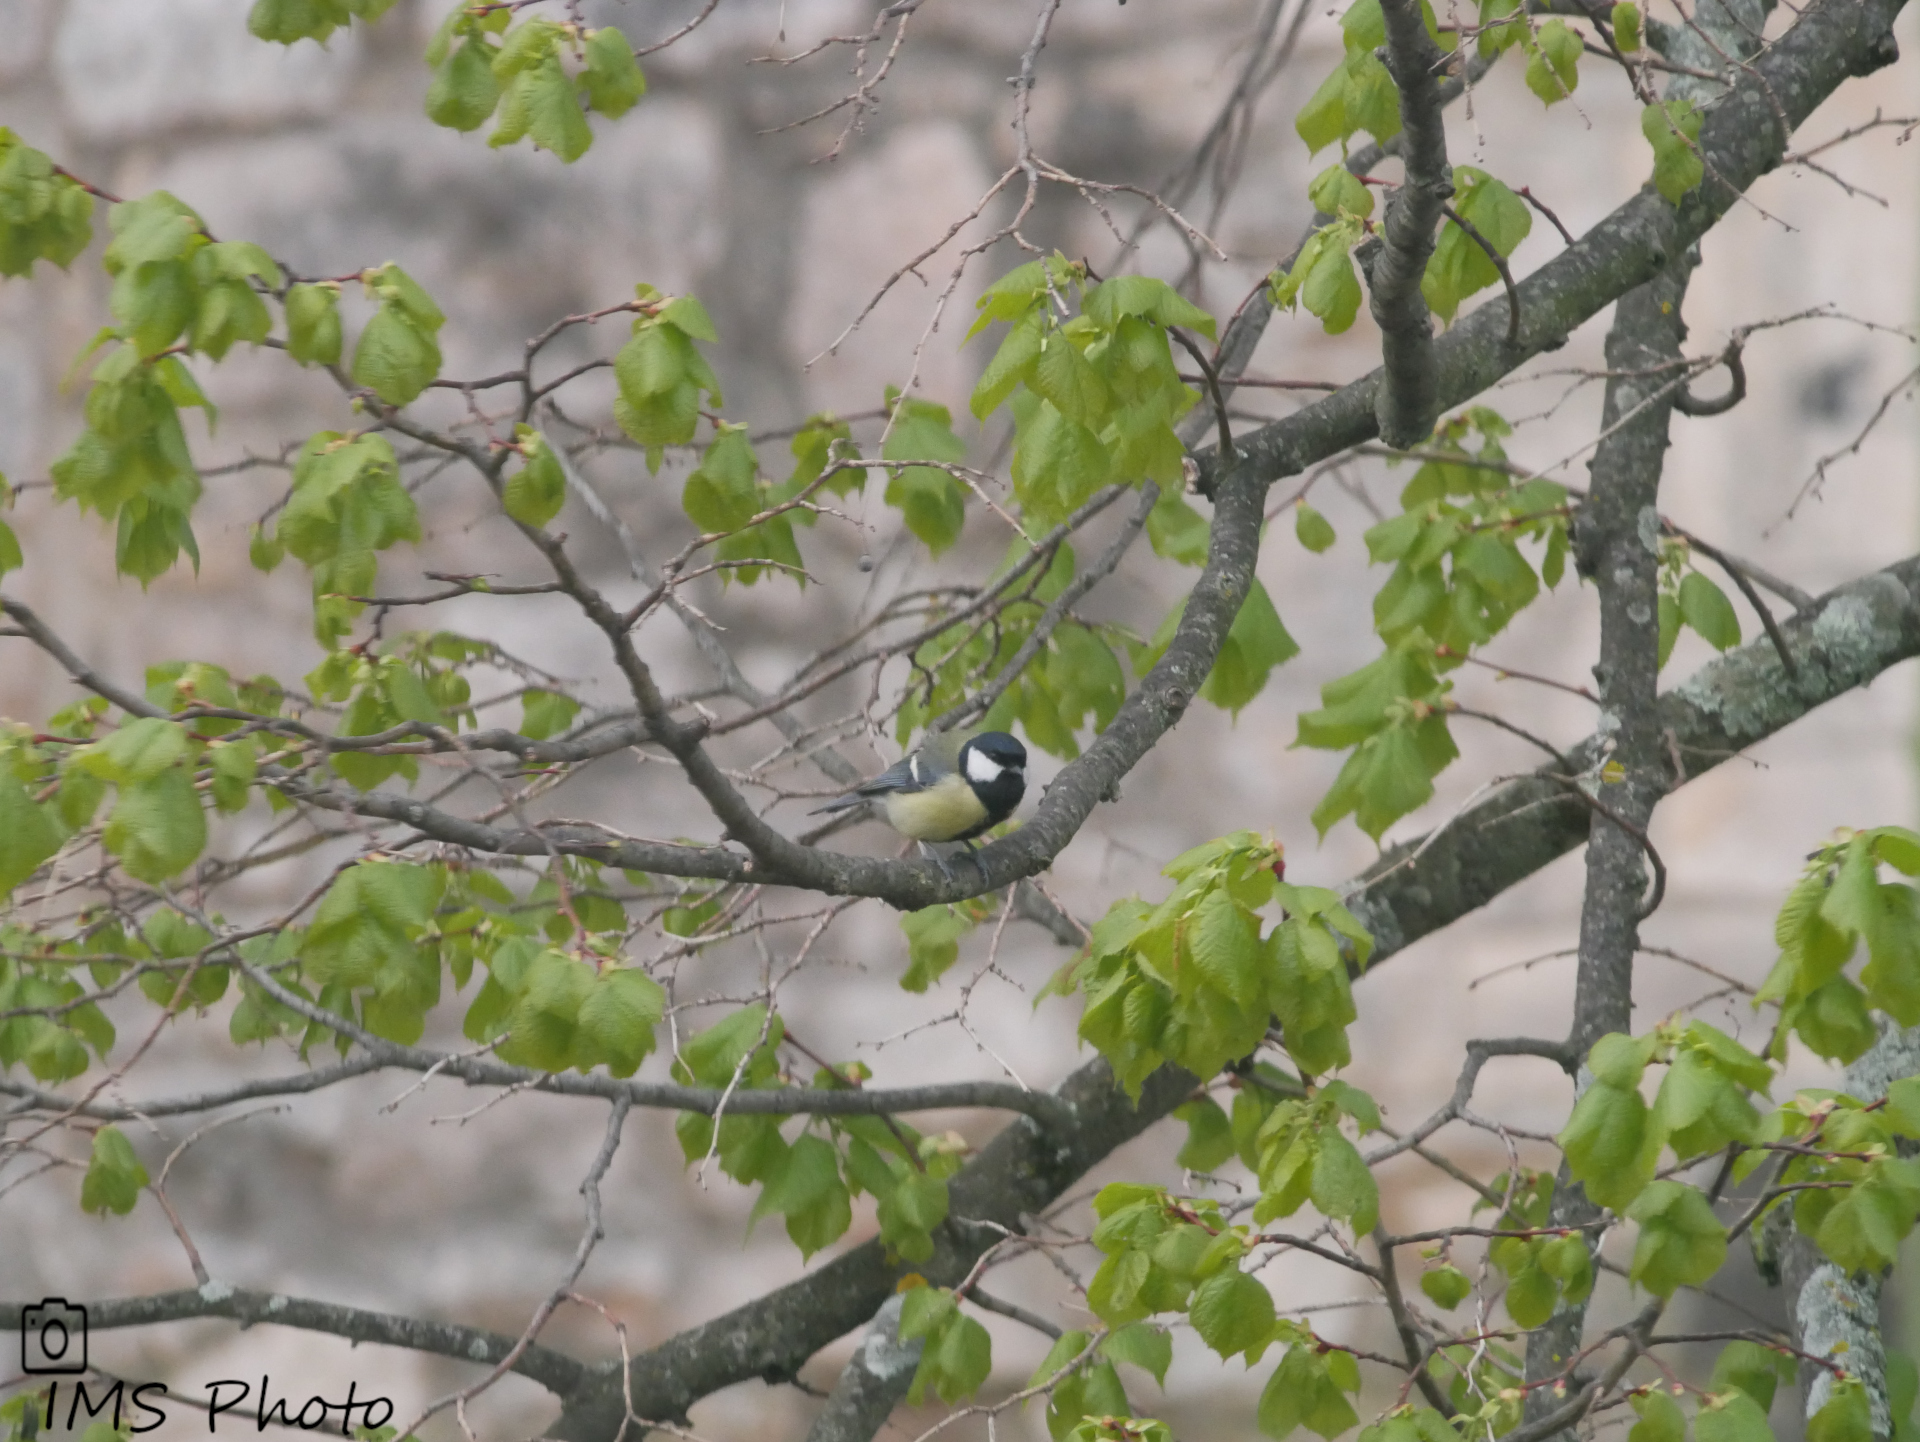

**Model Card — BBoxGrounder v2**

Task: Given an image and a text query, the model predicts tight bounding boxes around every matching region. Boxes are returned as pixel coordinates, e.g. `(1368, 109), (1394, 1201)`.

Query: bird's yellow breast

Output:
(883, 777), (988, 842)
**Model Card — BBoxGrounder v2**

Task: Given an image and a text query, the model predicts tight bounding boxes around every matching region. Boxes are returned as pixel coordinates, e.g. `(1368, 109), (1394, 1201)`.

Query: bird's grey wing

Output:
(854, 755), (925, 795)
(809, 755), (923, 814)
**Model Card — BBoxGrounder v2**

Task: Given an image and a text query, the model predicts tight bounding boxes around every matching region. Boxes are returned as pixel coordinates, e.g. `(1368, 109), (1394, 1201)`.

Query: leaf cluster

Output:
(969, 259), (1212, 526)
(1066, 832), (1372, 1094)
(1297, 409), (1566, 839)
(425, 12), (645, 162)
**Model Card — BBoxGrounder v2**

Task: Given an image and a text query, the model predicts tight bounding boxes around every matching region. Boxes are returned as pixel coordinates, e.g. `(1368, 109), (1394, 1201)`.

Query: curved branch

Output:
(1368, 0), (1455, 446)
(0, 1287), (592, 1398)
(932, 482), (1159, 734)
(552, 1061), (1199, 1439)
(1346, 552), (1920, 962)
(24, 556), (1919, 1442)
(1202, 0), (1909, 495)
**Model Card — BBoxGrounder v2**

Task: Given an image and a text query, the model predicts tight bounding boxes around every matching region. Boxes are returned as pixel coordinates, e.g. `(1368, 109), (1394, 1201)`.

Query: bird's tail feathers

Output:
(808, 793), (866, 816)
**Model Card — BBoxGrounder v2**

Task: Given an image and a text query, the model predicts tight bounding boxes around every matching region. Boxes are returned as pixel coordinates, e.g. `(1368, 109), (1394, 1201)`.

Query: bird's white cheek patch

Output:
(965, 751), (1003, 785)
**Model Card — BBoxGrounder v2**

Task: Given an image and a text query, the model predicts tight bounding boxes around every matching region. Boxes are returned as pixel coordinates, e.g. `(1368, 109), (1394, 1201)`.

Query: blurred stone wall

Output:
(0, 1), (1916, 1439)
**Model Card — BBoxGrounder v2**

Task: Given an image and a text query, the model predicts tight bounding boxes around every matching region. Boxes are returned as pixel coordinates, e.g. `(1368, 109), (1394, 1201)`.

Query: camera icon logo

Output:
(21, 1298), (88, 1375)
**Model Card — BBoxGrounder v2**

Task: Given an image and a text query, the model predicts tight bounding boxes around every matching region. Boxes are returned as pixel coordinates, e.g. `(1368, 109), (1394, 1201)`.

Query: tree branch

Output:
(0, 1287), (592, 1397)
(1525, 219), (1695, 1435)
(1199, 0), (1908, 496)
(1346, 551), (1920, 964)
(1367, 0), (1455, 446)
(802, 1293), (924, 1442)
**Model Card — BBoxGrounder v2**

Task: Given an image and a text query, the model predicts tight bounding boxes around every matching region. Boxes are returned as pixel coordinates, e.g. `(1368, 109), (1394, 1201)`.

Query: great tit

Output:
(812, 730), (1028, 871)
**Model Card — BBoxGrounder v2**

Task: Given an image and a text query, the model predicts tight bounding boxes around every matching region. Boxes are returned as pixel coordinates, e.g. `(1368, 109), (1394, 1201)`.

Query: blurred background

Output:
(0, 0), (1916, 1438)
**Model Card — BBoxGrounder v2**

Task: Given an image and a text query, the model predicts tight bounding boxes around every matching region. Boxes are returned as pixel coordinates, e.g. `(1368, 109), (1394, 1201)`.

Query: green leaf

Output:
(427, 36), (502, 132)
(1011, 399), (1110, 524)
(901, 904), (975, 993)
(499, 948), (596, 1070)
(1083, 274), (1216, 338)
(250, 0), (354, 44)
(1310, 1130), (1379, 1233)
(1626, 1180), (1727, 1296)
(510, 54), (594, 161)
(1420, 1264), (1471, 1309)
(504, 428), (568, 528)
(1294, 50), (1402, 154)
(1524, 19), (1582, 103)
(1188, 887), (1261, 1005)
(1308, 164), (1374, 220)
(579, 27), (647, 117)
(1504, 1258), (1558, 1328)
(1795, 977), (1877, 1062)
(519, 688), (581, 741)
(574, 967), (666, 1077)
(884, 395), (969, 553)
(1200, 578), (1298, 715)
(1810, 1156), (1920, 1272)
(749, 1133), (848, 1246)
(352, 304), (442, 406)
(660, 295), (718, 342)
(0, 130), (95, 275)
(1422, 167), (1532, 323)
(1678, 572), (1741, 651)
(1711, 1340), (1796, 1412)
(1302, 229), (1363, 334)
(1810, 1379), (1874, 1442)
(0, 775), (61, 895)
(1658, 593), (1681, 667)
(81, 1125), (149, 1215)
(1101, 1324), (1173, 1387)
(102, 767), (207, 882)
(970, 309), (1045, 419)
(1642, 100), (1705, 203)
(1188, 1268), (1276, 1361)
(1629, 1389), (1686, 1442)
(1174, 1097), (1236, 1173)
(1694, 1390), (1777, 1442)
(1259, 1344), (1360, 1441)
(1033, 333), (1111, 428)
(1612, 1), (1643, 51)
(285, 283), (343, 366)
(913, 1310), (993, 1405)
(1295, 503), (1337, 553)
(1559, 1079), (1653, 1210)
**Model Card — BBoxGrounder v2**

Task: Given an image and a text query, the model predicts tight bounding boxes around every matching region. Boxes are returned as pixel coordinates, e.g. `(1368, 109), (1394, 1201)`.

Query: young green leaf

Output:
(1524, 19), (1582, 104)
(1642, 100), (1705, 203)
(285, 283), (343, 366)
(1678, 572), (1740, 651)
(1626, 1180), (1727, 1296)
(1295, 503), (1337, 553)
(504, 427), (568, 528)
(80, 1125), (149, 1215)
(1612, 1), (1643, 51)
(427, 36), (502, 132)
(581, 28), (646, 117)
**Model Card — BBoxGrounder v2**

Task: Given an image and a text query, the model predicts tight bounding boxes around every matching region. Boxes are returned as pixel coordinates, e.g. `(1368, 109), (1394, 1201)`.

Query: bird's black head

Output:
(958, 730), (1027, 832)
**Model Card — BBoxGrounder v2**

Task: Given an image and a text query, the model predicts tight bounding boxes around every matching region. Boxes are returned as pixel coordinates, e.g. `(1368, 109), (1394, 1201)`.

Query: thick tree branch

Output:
(556, 553), (1920, 1440)
(1780, 1021), (1920, 1438)
(551, 1061), (1197, 1439)
(1525, 234), (1696, 1434)
(1346, 552), (1920, 961)
(802, 1293), (925, 1442)
(1368, 0), (1455, 446)
(17, 555), (1919, 1442)
(1198, 0), (1907, 496)
(0, 1287), (591, 1397)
